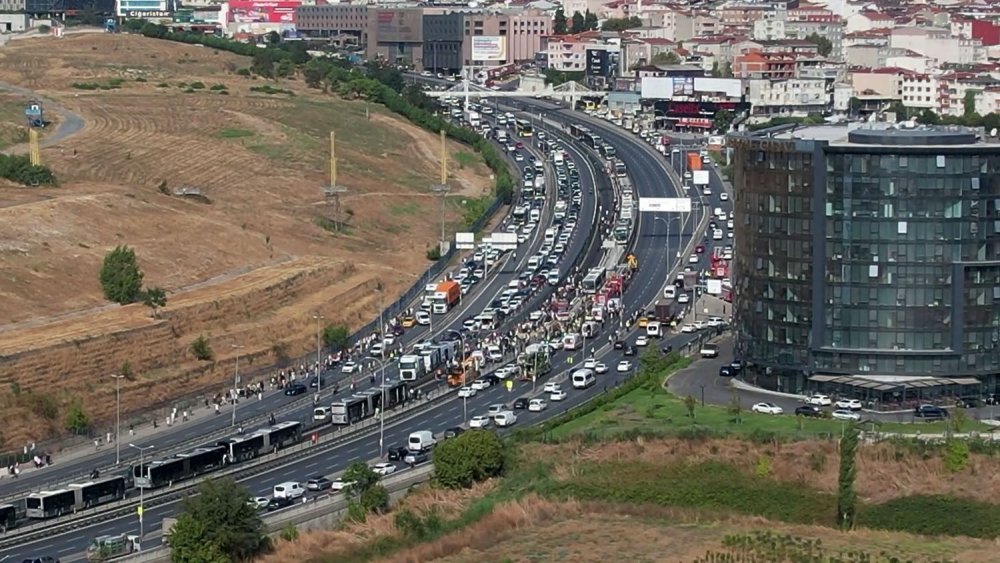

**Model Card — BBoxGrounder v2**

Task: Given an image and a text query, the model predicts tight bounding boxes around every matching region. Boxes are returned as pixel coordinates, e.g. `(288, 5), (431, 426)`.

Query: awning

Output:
(809, 374), (981, 391)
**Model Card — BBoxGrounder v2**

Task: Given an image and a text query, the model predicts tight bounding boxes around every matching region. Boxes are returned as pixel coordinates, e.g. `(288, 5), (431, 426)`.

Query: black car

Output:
(719, 366), (734, 377)
(955, 396), (980, 408)
(914, 405), (949, 419)
(613, 340), (625, 350)
(387, 446), (409, 461)
(623, 345), (636, 357)
(284, 383), (307, 396)
(309, 376), (325, 388)
(443, 427), (465, 439)
(483, 374), (501, 386)
(267, 496), (294, 511)
(661, 344), (673, 355)
(512, 397), (529, 410)
(795, 405), (823, 418)
(22, 558), (59, 563)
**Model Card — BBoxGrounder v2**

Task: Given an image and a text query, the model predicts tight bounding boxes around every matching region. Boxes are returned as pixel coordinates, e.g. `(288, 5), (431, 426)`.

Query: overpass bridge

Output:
(424, 75), (607, 110)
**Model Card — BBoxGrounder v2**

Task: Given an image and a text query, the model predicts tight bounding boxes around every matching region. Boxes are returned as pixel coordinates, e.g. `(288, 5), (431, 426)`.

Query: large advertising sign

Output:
(229, 1), (300, 24)
(116, 0), (171, 17)
(374, 8), (422, 43)
(471, 36), (506, 62)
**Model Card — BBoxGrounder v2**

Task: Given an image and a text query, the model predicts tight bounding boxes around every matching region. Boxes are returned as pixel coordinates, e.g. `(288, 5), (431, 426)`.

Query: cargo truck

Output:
(398, 354), (426, 381)
(431, 281), (461, 314)
(465, 110), (481, 128)
(686, 152), (702, 171)
(517, 343), (551, 381)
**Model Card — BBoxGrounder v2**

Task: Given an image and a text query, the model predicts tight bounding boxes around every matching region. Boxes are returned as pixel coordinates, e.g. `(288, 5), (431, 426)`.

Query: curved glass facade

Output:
(730, 126), (1000, 393)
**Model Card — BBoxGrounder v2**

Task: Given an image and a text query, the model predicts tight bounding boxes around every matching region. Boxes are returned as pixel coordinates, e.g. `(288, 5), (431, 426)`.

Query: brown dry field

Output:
(0, 33), (493, 446)
(263, 485), (996, 563)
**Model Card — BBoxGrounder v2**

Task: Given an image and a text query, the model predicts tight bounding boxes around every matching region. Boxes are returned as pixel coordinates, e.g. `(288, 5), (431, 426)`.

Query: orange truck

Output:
(687, 152), (702, 171)
(432, 280), (461, 314)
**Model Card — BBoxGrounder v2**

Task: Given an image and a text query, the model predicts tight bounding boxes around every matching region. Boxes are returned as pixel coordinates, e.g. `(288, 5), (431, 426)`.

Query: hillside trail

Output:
(0, 80), (86, 151)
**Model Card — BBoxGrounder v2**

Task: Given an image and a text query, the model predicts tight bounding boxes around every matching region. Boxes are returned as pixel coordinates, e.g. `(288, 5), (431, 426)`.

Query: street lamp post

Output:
(231, 344), (244, 427)
(129, 443), (155, 545)
(313, 314), (324, 395)
(111, 374), (126, 465)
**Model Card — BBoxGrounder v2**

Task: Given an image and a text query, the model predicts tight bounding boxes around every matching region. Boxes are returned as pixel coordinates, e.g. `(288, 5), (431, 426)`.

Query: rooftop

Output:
(760, 123), (989, 147)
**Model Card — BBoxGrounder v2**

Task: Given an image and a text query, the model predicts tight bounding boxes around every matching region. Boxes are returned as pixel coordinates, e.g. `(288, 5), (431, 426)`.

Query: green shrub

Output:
(0, 153), (56, 186)
(860, 495), (1000, 538)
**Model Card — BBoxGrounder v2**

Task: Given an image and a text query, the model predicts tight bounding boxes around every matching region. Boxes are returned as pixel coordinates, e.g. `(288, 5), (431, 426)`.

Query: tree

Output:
(342, 460), (388, 517)
(99, 245), (145, 305)
(190, 335), (214, 362)
(322, 324), (350, 350)
(683, 394), (697, 419)
(169, 477), (269, 563)
(583, 9), (599, 31)
(804, 32), (833, 57)
(651, 51), (681, 66)
(963, 89), (980, 117)
(342, 459), (380, 496)
(836, 423), (859, 530)
(553, 7), (568, 34)
(570, 11), (585, 34)
(142, 286), (167, 318)
(714, 109), (735, 134)
(602, 16), (642, 31)
(251, 50), (279, 78)
(433, 429), (506, 488)
(65, 401), (90, 434)
(276, 58), (295, 78)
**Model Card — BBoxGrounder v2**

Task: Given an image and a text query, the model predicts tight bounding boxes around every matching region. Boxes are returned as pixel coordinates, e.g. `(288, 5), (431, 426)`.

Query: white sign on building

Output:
(471, 36), (506, 62)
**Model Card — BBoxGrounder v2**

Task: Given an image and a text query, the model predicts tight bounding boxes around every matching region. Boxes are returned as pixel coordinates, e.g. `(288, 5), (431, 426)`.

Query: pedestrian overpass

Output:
(424, 75), (607, 110)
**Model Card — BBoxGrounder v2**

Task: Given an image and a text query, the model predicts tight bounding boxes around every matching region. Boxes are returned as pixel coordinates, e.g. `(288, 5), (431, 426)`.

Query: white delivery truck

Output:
(408, 430), (436, 452)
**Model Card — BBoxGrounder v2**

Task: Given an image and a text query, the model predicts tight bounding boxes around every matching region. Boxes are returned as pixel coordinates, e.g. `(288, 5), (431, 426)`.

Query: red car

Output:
(695, 245), (705, 254)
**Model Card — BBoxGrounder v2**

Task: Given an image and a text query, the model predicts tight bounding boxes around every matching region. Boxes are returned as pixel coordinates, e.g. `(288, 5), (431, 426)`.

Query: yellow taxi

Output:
(401, 316), (416, 328)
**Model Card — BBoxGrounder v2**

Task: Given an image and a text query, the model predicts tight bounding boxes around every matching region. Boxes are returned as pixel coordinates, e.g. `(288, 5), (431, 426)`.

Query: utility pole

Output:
(313, 313), (324, 395)
(129, 443), (155, 546)
(231, 344), (244, 427)
(111, 374), (126, 465)
(430, 129), (450, 256)
(322, 131), (348, 230)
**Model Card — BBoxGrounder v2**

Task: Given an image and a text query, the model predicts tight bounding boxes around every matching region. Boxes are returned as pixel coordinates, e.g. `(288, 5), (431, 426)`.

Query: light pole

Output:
(129, 443), (155, 545)
(111, 374), (125, 465)
(654, 215), (681, 262)
(313, 314), (324, 395)
(376, 287), (387, 457)
(231, 344), (244, 427)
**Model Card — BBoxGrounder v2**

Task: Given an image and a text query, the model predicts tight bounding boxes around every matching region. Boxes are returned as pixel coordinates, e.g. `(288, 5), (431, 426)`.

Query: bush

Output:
(99, 245), (144, 304)
(433, 429), (506, 488)
(65, 401), (90, 434)
(860, 495), (1000, 538)
(190, 335), (214, 361)
(0, 153), (56, 186)
(322, 324), (349, 351)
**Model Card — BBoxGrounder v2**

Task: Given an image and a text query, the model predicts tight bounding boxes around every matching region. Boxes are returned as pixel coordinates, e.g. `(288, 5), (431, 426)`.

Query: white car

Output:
(720, 192), (729, 201)
(330, 478), (356, 491)
(617, 360), (633, 372)
(835, 398), (863, 410)
(832, 409), (861, 421)
(594, 362), (609, 374)
(688, 254), (699, 264)
(487, 403), (506, 417)
(341, 361), (358, 374)
(680, 324), (696, 333)
(550, 389), (568, 402)
(543, 381), (561, 393)
(635, 335), (649, 347)
(752, 402), (783, 415)
(248, 496), (269, 510)
(457, 386), (477, 398)
(470, 379), (492, 391)
(583, 357), (597, 369)
(806, 394), (832, 407)
(371, 462), (397, 476)
(677, 292), (691, 304)
(692, 320), (707, 331)
(469, 415), (492, 428)
(528, 398), (547, 412)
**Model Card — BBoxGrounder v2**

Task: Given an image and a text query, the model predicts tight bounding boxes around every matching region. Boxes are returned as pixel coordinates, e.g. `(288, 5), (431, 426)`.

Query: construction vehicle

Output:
(87, 533), (140, 561)
(517, 343), (551, 381)
(447, 362), (479, 387)
(431, 281), (461, 314)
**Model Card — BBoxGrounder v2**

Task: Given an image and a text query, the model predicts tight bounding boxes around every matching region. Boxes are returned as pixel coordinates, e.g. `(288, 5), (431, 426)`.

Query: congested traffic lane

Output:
(0, 110), (578, 501)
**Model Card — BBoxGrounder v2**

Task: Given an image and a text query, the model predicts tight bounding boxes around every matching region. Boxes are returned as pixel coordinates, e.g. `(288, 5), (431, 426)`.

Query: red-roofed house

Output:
(952, 16), (1000, 47)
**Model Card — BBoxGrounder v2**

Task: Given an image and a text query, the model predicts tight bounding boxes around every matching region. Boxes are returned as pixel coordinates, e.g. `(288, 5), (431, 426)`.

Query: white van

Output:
(562, 333), (582, 351)
(544, 227), (557, 244)
(529, 208), (541, 222)
(494, 411), (518, 427)
(273, 481), (304, 499)
(646, 321), (662, 338)
(313, 406), (330, 421)
(571, 369), (596, 389)
(408, 430), (436, 452)
(663, 286), (676, 299)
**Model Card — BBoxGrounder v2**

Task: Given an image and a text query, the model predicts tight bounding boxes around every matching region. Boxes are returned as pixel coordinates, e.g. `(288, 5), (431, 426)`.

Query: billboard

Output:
(116, 0), (170, 17)
(229, 0), (300, 24)
(638, 198), (692, 213)
(471, 36), (506, 62)
(693, 77), (742, 98)
(455, 232), (475, 250)
(641, 76), (695, 100)
(374, 8), (423, 43)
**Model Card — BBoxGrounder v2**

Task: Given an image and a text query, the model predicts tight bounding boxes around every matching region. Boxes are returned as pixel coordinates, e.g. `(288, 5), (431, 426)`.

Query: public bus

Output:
(599, 144), (617, 159)
(217, 420), (303, 464)
(581, 268), (606, 293)
(516, 119), (533, 137)
(568, 123), (590, 139)
(330, 381), (409, 425)
(133, 445), (228, 490)
(582, 132), (601, 149)
(0, 503), (15, 529)
(26, 476), (128, 519)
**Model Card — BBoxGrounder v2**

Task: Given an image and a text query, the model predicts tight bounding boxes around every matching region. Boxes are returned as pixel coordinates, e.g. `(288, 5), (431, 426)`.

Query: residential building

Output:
(899, 72), (936, 109)
(890, 26), (984, 66)
(746, 77), (828, 119)
(539, 31), (605, 72)
(845, 10), (895, 34)
(729, 124), (1000, 395)
(974, 87), (1000, 116)
(940, 73), (1000, 117)
(850, 67), (905, 100)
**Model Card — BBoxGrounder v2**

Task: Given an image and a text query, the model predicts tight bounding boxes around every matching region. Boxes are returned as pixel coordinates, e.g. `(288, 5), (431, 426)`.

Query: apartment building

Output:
(844, 10), (895, 34)
(899, 72), (936, 109)
(746, 77), (828, 118)
(850, 67), (904, 99)
(940, 73), (1000, 117)
(974, 87), (1000, 116)
(539, 31), (605, 72)
(890, 26), (984, 66)
(296, 4), (368, 41)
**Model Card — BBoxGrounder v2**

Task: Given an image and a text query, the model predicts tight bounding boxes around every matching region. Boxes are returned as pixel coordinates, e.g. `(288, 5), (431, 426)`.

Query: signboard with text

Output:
(471, 36), (505, 62)
(228, 0), (300, 24)
(638, 198), (692, 213)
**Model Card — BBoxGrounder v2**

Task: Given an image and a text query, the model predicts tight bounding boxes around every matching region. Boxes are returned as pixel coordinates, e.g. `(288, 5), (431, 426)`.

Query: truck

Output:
(687, 152), (703, 171)
(398, 354), (426, 381)
(162, 517), (177, 544)
(517, 343), (551, 381)
(431, 281), (461, 314)
(496, 129), (508, 143)
(408, 430), (436, 452)
(87, 533), (141, 561)
(465, 109), (481, 128)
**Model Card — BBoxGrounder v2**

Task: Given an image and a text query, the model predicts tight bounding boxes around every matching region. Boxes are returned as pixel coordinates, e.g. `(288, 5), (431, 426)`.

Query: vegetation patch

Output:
(217, 128), (255, 139)
(249, 84), (295, 96)
(70, 78), (125, 90)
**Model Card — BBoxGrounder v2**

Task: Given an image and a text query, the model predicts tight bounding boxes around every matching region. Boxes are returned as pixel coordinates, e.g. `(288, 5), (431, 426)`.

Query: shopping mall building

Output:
(729, 124), (1000, 404)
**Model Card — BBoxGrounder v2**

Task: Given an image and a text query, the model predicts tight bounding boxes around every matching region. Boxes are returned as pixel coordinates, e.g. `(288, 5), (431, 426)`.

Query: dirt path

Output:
(0, 80), (85, 150)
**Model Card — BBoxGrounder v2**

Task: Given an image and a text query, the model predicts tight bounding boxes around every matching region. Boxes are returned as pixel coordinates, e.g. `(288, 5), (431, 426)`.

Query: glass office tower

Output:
(729, 125), (1000, 394)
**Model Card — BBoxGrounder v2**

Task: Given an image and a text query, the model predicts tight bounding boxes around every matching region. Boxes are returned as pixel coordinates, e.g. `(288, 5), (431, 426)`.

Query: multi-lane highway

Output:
(2, 109), (628, 562)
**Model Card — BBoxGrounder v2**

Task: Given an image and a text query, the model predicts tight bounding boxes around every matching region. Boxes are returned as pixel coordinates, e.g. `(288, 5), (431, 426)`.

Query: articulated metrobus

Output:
(516, 119), (533, 137)
(26, 475), (128, 519)
(581, 267), (606, 293)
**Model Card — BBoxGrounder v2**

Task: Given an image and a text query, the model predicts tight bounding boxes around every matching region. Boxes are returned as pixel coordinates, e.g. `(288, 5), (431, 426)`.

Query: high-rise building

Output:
(729, 124), (1000, 397)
